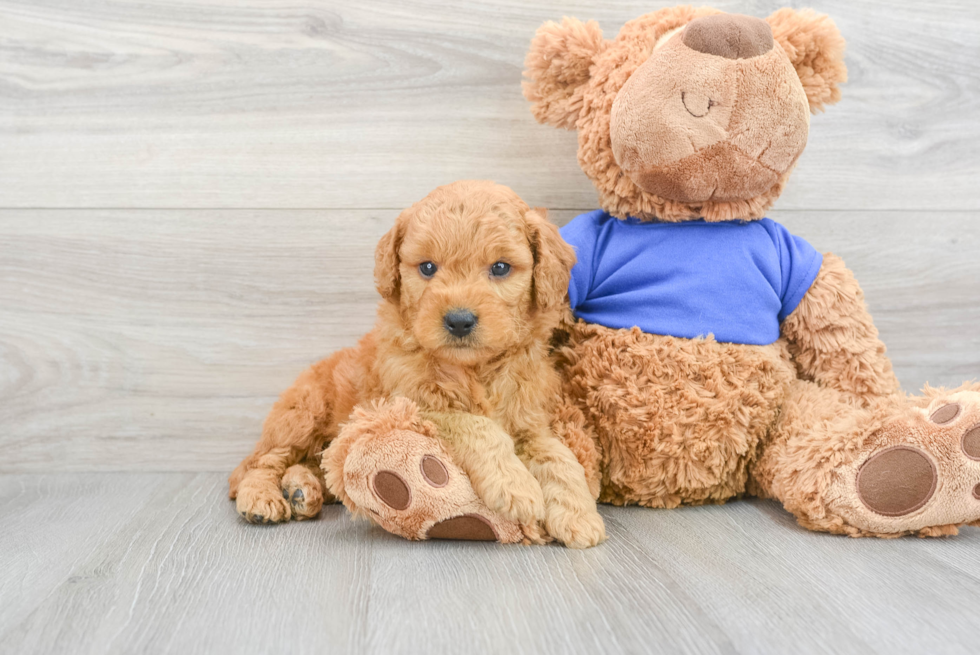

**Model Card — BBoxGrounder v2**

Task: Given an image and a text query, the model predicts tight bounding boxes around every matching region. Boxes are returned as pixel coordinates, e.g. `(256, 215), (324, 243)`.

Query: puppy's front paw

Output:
(546, 506), (607, 549)
(281, 464), (325, 521)
(518, 519), (552, 546)
(236, 477), (292, 524)
(479, 471), (546, 526)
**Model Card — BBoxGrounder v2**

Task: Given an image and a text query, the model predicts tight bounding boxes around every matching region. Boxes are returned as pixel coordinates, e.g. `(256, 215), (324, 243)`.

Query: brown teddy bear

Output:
(523, 5), (980, 537)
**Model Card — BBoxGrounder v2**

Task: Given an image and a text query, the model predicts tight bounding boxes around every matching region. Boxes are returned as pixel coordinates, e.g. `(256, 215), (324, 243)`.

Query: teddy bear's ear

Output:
(522, 17), (607, 129)
(767, 8), (847, 113)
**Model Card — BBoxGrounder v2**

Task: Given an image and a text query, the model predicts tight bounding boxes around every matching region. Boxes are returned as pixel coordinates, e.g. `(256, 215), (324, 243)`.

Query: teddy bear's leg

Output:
(752, 380), (980, 537)
(321, 398), (530, 544)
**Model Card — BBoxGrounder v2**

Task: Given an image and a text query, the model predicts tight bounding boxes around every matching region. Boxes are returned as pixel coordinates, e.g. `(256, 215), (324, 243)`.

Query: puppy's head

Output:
(375, 180), (575, 365)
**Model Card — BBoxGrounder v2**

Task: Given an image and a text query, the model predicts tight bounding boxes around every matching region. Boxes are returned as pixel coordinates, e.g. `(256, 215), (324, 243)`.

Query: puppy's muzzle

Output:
(443, 309), (478, 338)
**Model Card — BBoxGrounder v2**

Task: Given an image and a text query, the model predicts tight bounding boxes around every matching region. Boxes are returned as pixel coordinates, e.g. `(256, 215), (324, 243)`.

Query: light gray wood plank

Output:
(614, 499), (980, 655)
(0, 473), (180, 636)
(773, 209), (980, 392)
(0, 209), (389, 472)
(0, 473), (371, 654)
(1, 473), (978, 655)
(1, 209), (977, 472)
(1, 0), (978, 210)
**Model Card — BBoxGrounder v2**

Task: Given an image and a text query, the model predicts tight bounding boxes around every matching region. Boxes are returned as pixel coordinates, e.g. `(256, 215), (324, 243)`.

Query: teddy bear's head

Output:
(523, 6), (846, 222)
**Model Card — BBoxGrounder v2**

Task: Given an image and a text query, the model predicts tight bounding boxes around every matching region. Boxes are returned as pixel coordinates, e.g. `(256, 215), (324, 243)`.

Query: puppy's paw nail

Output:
(282, 489), (289, 499)
(292, 488), (304, 501)
(550, 511), (607, 549)
(520, 521), (551, 545)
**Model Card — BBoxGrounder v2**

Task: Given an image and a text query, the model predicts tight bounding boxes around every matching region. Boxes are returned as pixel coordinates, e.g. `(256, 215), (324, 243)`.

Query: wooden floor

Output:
(2, 473), (978, 655)
(2, 1), (980, 653)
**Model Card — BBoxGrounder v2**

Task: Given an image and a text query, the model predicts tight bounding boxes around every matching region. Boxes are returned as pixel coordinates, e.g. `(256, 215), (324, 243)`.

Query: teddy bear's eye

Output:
(681, 91), (715, 119)
(490, 261), (511, 278)
(419, 262), (437, 278)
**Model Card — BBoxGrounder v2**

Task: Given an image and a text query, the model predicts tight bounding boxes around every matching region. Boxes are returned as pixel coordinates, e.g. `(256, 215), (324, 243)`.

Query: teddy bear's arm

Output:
(780, 253), (901, 406)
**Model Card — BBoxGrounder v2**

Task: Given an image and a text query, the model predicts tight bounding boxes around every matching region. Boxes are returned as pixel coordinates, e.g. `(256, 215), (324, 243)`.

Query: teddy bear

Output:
(521, 5), (980, 537)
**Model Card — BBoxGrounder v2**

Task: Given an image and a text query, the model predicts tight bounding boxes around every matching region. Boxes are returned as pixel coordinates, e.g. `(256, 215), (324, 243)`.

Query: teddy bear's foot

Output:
(344, 431), (529, 543)
(826, 387), (980, 537)
(323, 398), (532, 544)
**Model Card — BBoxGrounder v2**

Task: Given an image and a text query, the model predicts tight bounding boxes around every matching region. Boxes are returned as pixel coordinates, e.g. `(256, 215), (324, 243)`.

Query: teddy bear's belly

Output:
(558, 321), (796, 507)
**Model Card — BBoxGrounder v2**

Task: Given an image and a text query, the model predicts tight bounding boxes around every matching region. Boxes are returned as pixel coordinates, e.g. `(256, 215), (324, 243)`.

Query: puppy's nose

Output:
(681, 13), (774, 60)
(444, 310), (478, 338)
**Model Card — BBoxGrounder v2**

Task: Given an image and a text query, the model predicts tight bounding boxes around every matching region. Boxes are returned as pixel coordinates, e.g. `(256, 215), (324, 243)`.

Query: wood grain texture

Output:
(1, 208), (978, 472)
(1, 0), (978, 210)
(1, 473), (978, 655)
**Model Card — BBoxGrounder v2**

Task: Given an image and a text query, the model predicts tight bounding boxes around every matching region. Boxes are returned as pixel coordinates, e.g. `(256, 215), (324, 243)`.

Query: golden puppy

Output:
(229, 180), (606, 548)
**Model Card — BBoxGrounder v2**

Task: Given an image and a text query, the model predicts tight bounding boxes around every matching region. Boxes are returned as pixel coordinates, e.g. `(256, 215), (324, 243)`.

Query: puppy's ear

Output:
(374, 214), (405, 303)
(525, 207), (576, 312)
(767, 8), (847, 113)
(523, 17), (607, 129)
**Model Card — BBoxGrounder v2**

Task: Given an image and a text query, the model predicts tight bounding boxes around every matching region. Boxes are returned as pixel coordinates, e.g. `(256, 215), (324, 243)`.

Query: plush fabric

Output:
(523, 6), (847, 222)
(560, 210), (822, 345)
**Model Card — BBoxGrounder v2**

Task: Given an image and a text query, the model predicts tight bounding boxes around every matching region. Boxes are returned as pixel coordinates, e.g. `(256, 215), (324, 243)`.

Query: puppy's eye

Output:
(418, 262), (437, 279)
(490, 261), (511, 278)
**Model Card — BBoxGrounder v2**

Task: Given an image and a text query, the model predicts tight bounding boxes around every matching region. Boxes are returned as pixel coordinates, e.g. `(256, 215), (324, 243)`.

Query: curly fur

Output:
(230, 181), (604, 547)
(554, 321), (794, 507)
(781, 253), (901, 405)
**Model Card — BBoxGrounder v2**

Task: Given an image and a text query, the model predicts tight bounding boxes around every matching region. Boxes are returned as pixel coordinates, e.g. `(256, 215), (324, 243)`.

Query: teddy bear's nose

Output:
(681, 13), (774, 60)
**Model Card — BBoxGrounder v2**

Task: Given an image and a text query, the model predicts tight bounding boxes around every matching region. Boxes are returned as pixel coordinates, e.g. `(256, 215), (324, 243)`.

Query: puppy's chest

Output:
(420, 367), (518, 417)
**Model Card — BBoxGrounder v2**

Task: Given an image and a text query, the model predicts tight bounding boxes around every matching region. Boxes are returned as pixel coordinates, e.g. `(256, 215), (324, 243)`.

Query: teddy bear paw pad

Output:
(372, 470), (412, 510)
(426, 514), (498, 541)
(365, 457), (501, 542)
(856, 446), (937, 517)
(840, 390), (980, 536)
(342, 429), (525, 543)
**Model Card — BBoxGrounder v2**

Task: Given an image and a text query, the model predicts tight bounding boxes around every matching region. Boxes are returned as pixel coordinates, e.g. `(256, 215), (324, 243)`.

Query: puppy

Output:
(229, 180), (606, 548)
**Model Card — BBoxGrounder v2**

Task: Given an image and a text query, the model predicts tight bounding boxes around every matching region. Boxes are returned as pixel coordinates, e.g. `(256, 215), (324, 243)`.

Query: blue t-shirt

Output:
(559, 210), (823, 346)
